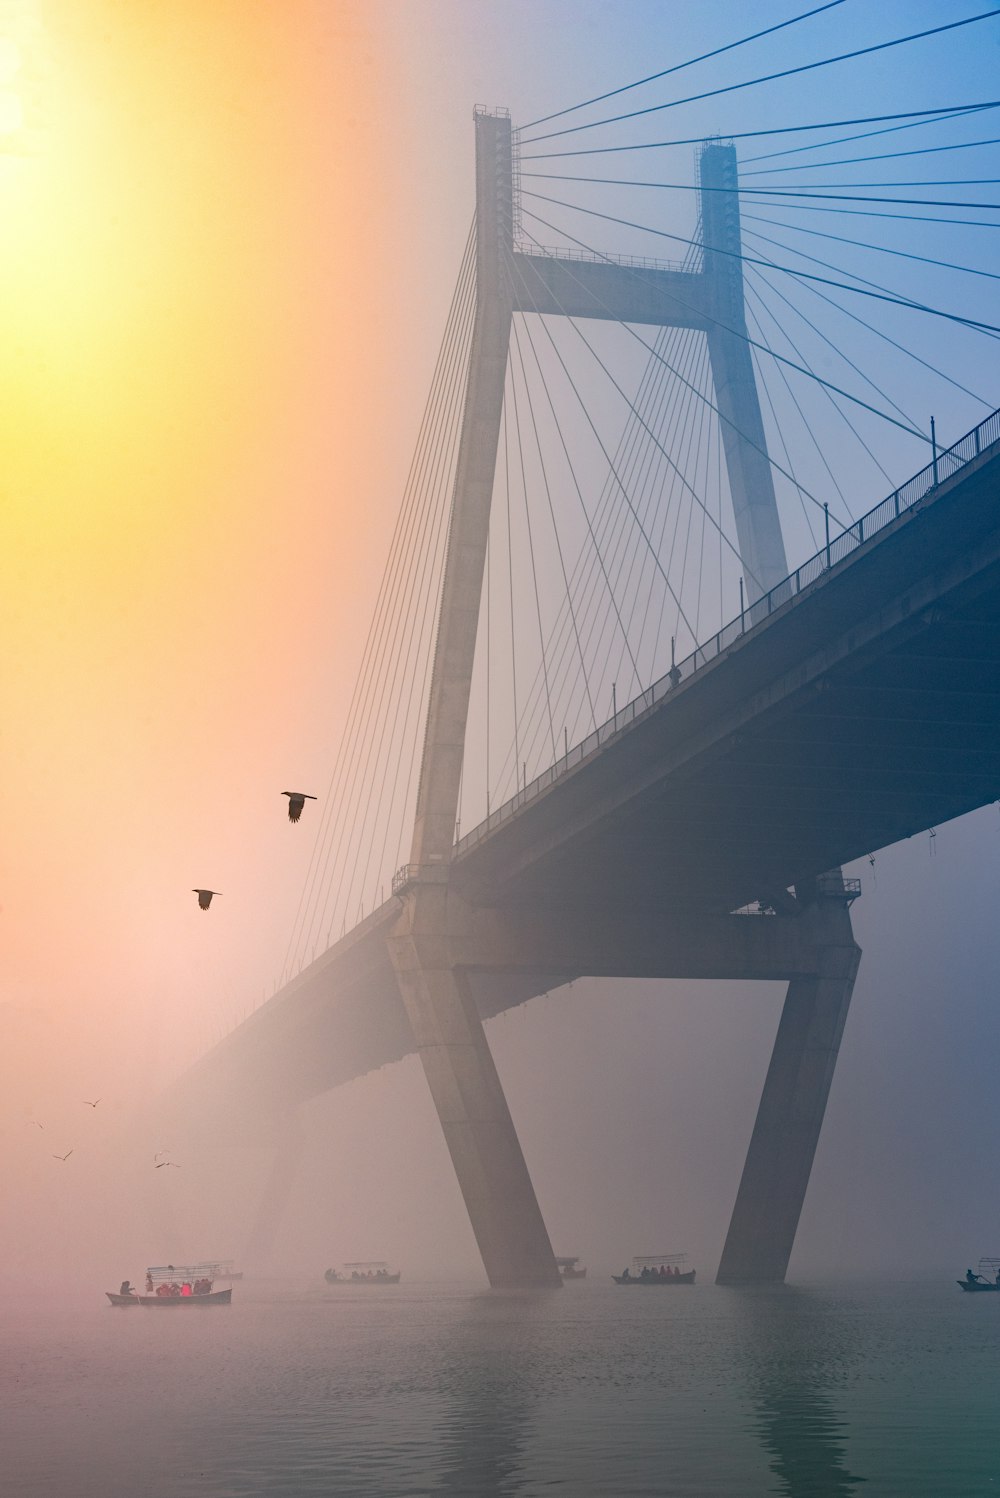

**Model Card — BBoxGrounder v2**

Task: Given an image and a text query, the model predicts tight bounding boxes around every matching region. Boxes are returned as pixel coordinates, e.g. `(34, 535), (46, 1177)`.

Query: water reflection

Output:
(431, 1291), (546, 1496)
(728, 1286), (866, 1495)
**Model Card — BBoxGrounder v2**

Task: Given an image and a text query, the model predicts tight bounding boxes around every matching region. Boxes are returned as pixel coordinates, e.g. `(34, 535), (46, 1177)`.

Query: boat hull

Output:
(613, 1271), (695, 1285)
(106, 1289), (232, 1306)
(957, 1280), (1000, 1292)
(325, 1271), (400, 1284)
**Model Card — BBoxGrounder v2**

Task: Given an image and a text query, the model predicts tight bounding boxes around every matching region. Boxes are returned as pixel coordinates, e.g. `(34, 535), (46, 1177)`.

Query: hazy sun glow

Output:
(0, 0), (403, 1248)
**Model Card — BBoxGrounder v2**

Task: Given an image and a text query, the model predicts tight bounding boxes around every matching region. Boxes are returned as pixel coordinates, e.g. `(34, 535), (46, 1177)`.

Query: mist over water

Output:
(6, 1278), (1000, 1496)
(5, 1), (1000, 1493)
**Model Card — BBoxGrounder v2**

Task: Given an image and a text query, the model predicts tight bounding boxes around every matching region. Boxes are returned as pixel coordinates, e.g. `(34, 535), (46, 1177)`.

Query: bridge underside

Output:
(162, 443), (1000, 1163)
(457, 447), (1000, 915)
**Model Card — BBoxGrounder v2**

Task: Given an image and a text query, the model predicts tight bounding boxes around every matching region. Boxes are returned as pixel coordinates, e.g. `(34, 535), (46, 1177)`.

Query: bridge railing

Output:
(453, 405), (1000, 859)
(518, 241), (691, 276)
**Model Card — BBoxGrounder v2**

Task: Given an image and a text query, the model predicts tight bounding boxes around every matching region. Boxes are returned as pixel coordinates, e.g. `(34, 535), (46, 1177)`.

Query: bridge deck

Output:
(452, 429), (1000, 913)
(163, 425), (1000, 1133)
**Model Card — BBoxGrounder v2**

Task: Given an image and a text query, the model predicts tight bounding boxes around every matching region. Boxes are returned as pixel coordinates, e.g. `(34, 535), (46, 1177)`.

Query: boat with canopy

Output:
(325, 1261), (401, 1284)
(556, 1256), (587, 1279)
(106, 1265), (232, 1306)
(191, 1258), (243, 1281)
(613, 1254), (695, 1285)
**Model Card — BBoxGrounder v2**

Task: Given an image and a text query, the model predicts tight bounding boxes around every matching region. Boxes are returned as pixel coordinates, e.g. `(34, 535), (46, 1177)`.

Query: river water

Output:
(4, 1275), (999, 1496)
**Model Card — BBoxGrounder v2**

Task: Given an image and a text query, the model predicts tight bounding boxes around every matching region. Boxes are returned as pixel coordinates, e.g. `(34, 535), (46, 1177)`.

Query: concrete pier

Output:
(390, 110), (561, 1288)
(717, 893), (861, 1284)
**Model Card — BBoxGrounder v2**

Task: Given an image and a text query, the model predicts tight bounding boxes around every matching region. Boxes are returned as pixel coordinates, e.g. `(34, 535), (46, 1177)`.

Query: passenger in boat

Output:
(155, 1283), (171, 1297)
(181, 1282), (192, 1296)
(966, 1268), (984, 1284)
(119, 1280), (134, 1297)
(145, 1273), (154, 1293)
(621, 1267), (630, 1280)
(995, 1269), (1000, 1287)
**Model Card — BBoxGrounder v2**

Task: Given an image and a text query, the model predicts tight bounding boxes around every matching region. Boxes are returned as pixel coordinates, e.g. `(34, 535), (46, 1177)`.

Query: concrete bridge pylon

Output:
(388, 109), (859, 1287)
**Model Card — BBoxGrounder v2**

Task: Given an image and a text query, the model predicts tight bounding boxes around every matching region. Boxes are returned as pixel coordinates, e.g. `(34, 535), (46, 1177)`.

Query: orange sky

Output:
(5, 1), (1000, 1289)
(0, 1), (414, 1117)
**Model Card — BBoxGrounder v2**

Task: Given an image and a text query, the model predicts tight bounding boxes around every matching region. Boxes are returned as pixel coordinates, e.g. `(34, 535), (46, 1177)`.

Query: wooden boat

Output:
(106, 1288), (232, 1306)
(325, 1261), (401, 1284)
(556, 1256), (587, 1279)
(614, 1253), (695, 1285)
(958, 1256), (1000, 1291)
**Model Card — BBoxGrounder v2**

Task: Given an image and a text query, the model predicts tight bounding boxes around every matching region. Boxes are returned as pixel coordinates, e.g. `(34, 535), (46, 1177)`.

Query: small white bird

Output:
(52, 1150), (73, 1162)
(282, 791), (317, 824)
(192, 889), (221, 910)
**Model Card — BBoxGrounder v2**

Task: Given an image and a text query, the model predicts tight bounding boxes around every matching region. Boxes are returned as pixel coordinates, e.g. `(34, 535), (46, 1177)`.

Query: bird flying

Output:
(155, 1160), (180, 1169)
(82, 1099), (101, 1108)
(52, 1150), (73, 1162)
(282, 791), (317, 824)
(192, 889), (220, 910)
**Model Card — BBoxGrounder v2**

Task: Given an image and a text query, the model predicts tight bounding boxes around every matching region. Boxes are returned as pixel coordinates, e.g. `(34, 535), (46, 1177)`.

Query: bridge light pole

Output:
(931, 415), (939, 486)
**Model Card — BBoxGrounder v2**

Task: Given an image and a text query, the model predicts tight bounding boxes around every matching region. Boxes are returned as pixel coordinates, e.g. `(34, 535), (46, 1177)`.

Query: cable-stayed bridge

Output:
(162, 86), (1000, 1288)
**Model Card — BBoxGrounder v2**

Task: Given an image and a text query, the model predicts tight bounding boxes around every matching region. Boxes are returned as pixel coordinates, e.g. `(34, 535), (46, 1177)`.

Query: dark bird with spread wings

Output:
(192, 889), (220, 910)
(52, 1150), (73, 1162)
(82, 1099), (101, 1108)
(282, 791), (317, 824)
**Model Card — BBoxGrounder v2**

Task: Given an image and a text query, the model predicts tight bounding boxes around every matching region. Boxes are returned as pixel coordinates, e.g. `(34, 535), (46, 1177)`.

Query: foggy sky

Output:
(3, 0), (999, 1291)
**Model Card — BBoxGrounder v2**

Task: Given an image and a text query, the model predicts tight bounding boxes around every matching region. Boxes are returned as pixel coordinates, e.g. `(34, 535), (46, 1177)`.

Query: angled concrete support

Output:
(716, 895), (861, 1284)
(390, 882), (559, 1287)
(700, 146), (856, 1281)
(392, 110), (560, 1288)
(244, 1111), (303, 1269)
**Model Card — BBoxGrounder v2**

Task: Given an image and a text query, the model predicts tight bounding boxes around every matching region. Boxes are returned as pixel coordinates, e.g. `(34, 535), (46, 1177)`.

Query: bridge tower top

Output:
(698, 140), (789, 596)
